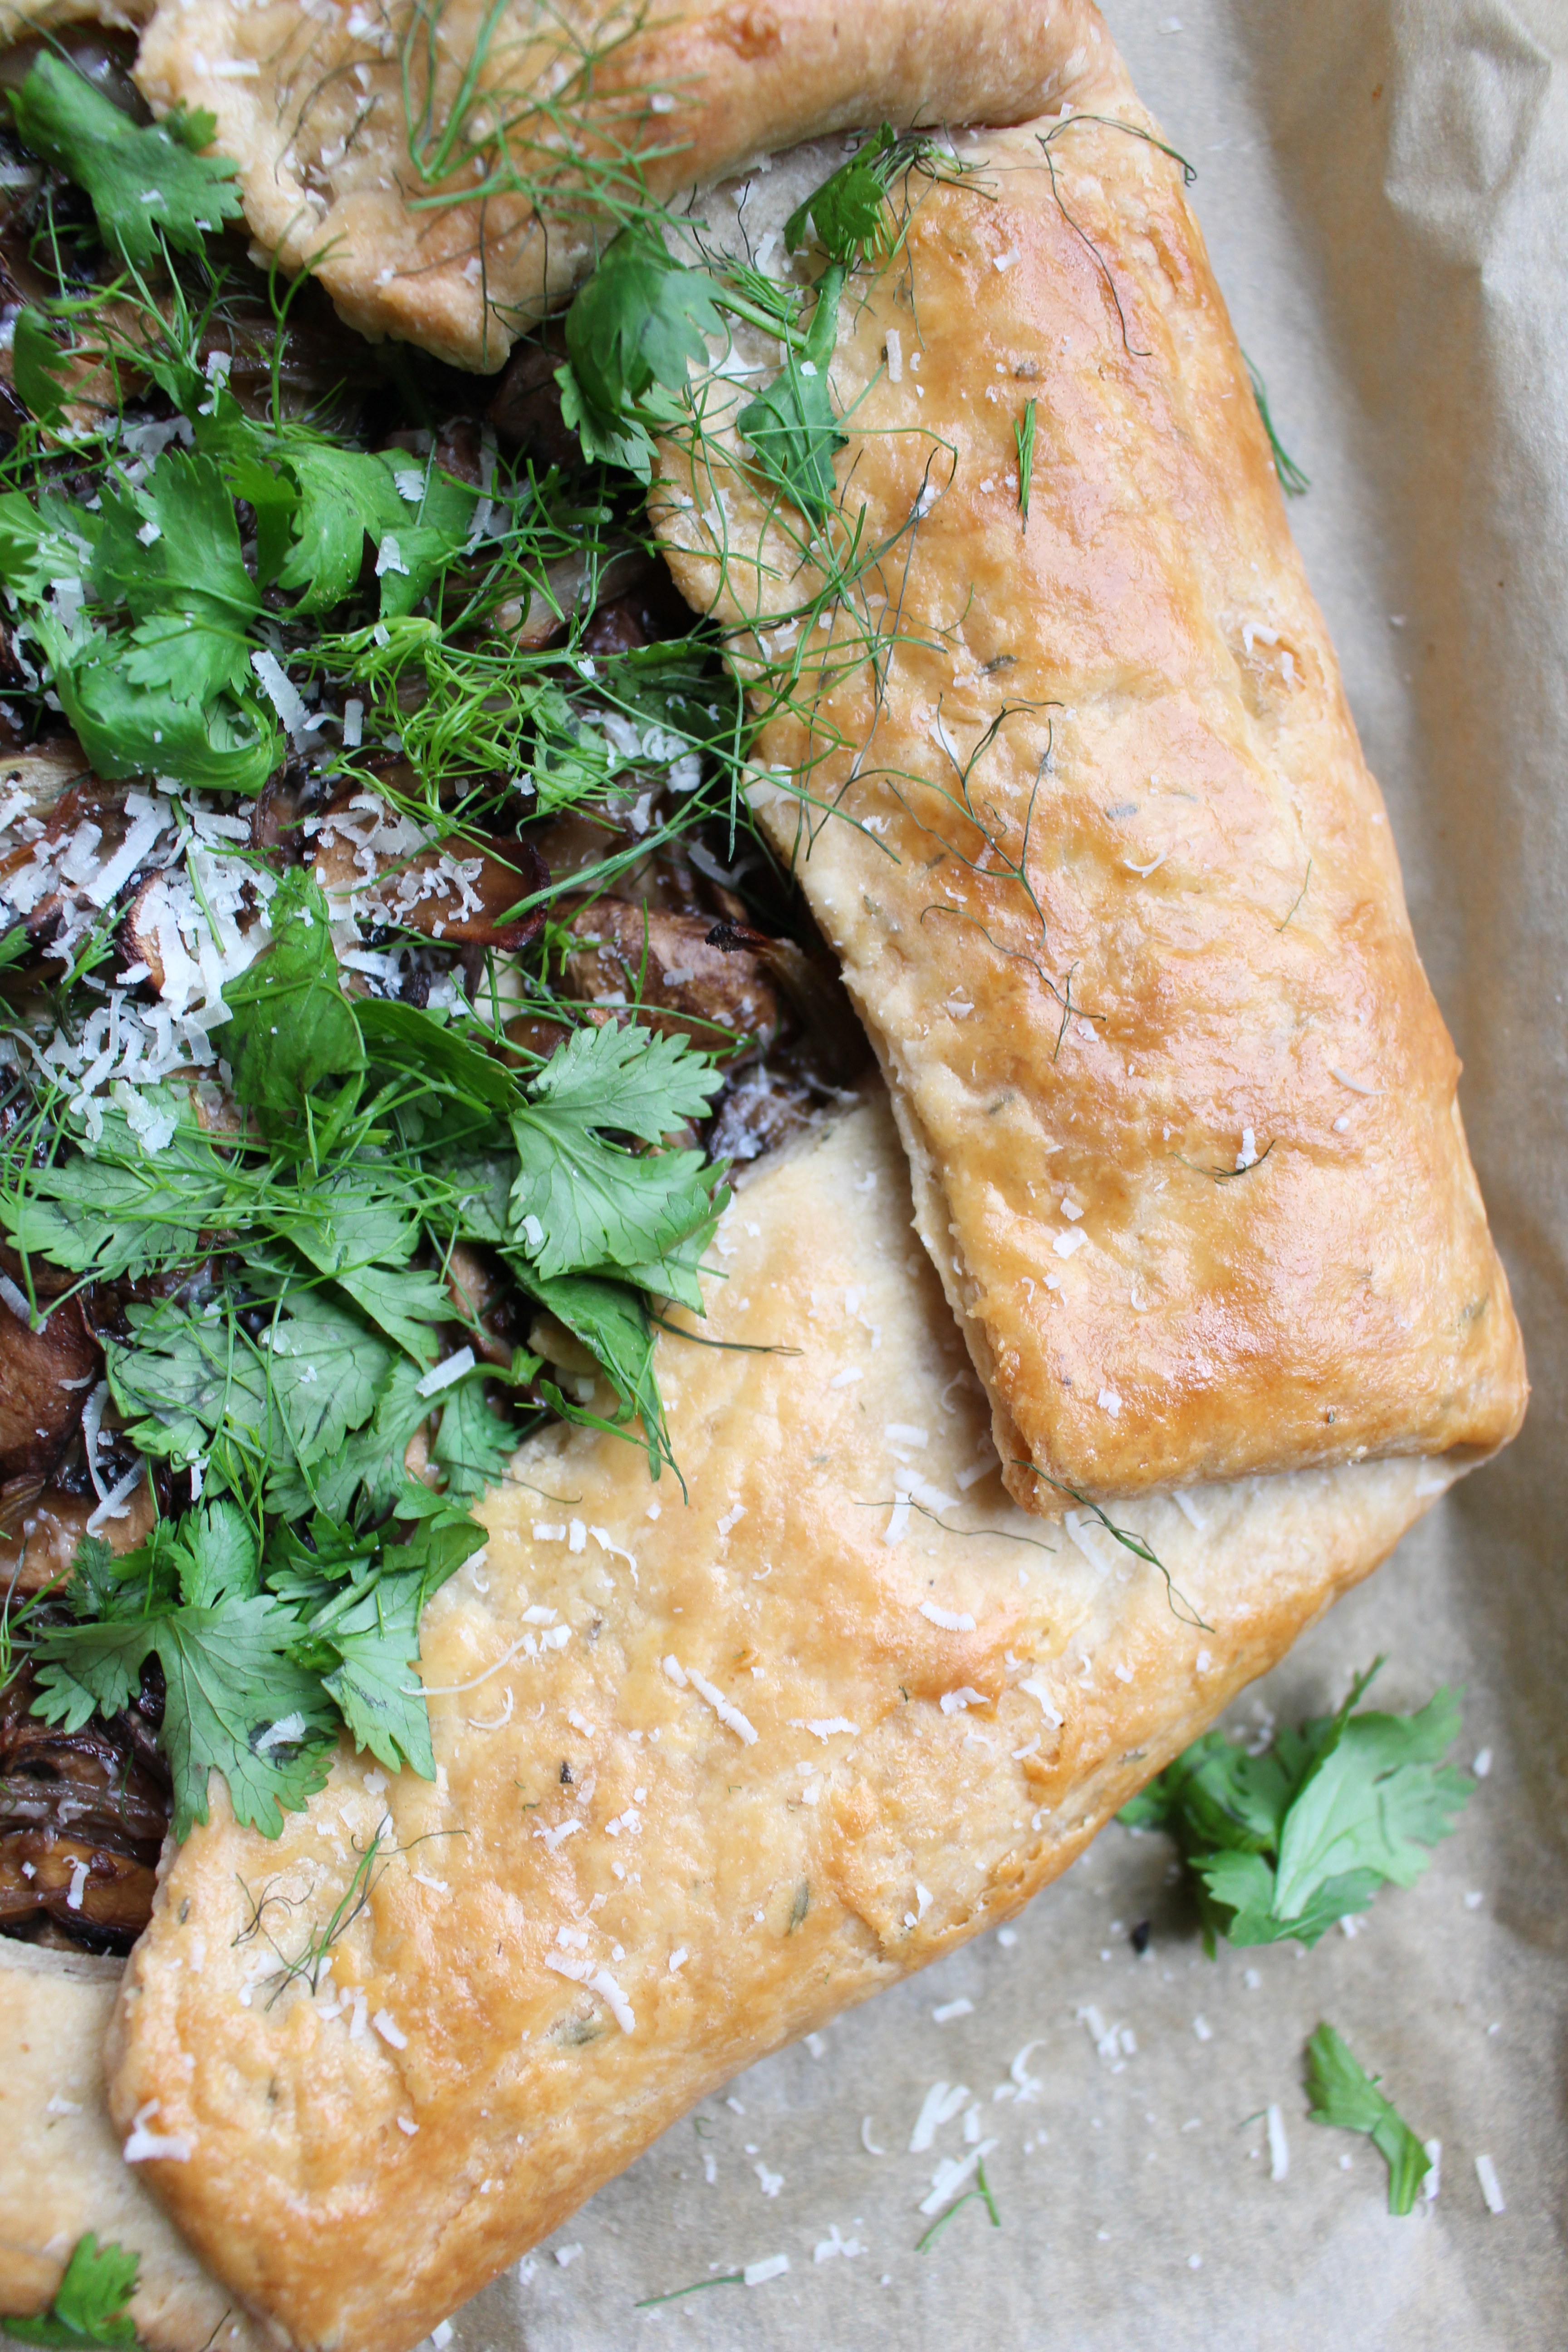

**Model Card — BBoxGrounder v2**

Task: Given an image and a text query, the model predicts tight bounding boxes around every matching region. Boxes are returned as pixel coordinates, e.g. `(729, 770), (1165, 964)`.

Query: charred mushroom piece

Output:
(443, 1240), (516, 1368)
(0, 1658), (171, 1951)
(704, 921), (870, 1086)
(0, 1473), (157, 1597)
(0, 1289), (98, 1481)
(0, 770), (128, 953)
(305, 786), (549, 951)
(485, 332), (579, 473)
(559, 901), (781, 1059)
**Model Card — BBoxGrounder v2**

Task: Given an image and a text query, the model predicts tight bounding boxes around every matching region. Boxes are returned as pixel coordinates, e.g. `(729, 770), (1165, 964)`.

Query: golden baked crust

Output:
(130, 0), (1120, 370)
(650, 102), (1527, 1505)
(0, 1943), (273, 2352)
(105, 1098), (1455, 2352)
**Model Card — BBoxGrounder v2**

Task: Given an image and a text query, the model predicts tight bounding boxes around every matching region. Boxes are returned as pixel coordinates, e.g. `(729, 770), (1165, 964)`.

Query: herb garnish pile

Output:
(0, 54), (905, 1849)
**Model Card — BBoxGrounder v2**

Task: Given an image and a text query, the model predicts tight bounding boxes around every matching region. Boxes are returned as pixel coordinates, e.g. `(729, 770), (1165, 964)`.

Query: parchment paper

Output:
(435, 7), (1567, 2346)
(14, 3), (1567, 2345)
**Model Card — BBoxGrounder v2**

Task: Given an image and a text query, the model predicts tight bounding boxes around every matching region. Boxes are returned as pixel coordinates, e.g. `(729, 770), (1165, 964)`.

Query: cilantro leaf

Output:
(31, 1617), (157, 1732)
(1119, 1665), (1471, 1949)
(274, 444), (406, 612)
(31, 1575), (333, 1839)
(1270, 1687), (1471, 1920)
(10, 54), (241, 269)
(564, 224), (728, 423)
(523, 1019), (724, 1144)
(215, 870), (365, 1113)
(154, 1597), (335, 1838)
(261, 1291), (393, 1469)
(311, 1569), (432, 1779)
(371, 450), (478, 619)
(108, 1295), (279, 1479)
(279, 1168), (448, 1365)
(3, 1098), (234, 1279)
(175, 1498), (260, 1607)
(511, 1265), (667, 1470)
(430, 1372), (521, 1500)
(0, 485), (94, 600)
(510, 1121), (717, 1283)
(356, 999), (519, 1112)
(93, 451), (259, 653)
(508, 1023), (724, 1280)
(555, 363), (657, 481)
(8, 2232), (141, 2349)
(784, 125), (902, 262)
(34, 612), (280, 794)
(10, 309), (73, 430)
(1305, 2023), (1431, 2214)
(737, 264), (848, 523)
(379, 1480), (490, 1592)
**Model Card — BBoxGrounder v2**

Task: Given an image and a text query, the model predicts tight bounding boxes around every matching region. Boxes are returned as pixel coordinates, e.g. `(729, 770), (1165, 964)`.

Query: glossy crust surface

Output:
(0, 1942), (274, 2351)
(131, 0), (1121, 370)
(652, 108), (1527, 1504)
(106, 1099), (1453, 2352)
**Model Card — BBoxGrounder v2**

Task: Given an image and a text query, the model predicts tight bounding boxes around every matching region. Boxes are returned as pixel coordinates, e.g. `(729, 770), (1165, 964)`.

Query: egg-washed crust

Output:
(103, 1097), (1455, 2352)
(649, 100), (1527, 1506)
(0, 1944), (274, 2352)
(129, 0), (1121, 372)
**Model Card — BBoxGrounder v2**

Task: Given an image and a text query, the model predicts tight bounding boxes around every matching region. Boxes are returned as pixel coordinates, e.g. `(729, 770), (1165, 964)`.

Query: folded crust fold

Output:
(104, 1098), (1454, 2352)
(129, 0), (1121, 370)
(650, 102), (1526, 1504)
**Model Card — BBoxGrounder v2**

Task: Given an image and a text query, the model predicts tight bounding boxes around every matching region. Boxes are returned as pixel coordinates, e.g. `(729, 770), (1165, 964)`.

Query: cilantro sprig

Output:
(9, 55), (242, 270)
(1305, 2023), (1432, 2214)
(1120, 1663), (1472, 1949)
(9, 2233), (141, 2349)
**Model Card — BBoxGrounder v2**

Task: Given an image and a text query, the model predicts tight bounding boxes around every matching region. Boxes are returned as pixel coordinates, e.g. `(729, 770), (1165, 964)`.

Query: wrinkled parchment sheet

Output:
(15, 3), (1567, 2346)
(435, 8), (1567, 2347)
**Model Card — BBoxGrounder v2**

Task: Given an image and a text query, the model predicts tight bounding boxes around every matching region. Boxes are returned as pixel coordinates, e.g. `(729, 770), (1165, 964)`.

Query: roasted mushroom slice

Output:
(0, 1659), (171, 1951)
(305, 786), (547, 952)
(559, 899), (781, 1058)
(0, 1287), (97, 1481)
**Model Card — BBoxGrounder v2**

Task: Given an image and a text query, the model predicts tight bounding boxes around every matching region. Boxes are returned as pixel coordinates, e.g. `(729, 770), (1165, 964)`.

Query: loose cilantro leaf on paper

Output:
(1119, 1663), (1471, 1949)
(8, 2232), (142, 2349)
(9, 53), (242, 268)
(216, 870), (366, 1114)
(737, 263), (848, 523)
(1305, 2023), (1431, 2214)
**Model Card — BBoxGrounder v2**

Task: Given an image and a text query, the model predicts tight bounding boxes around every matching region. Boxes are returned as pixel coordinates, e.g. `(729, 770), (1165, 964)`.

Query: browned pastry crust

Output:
(130, 0), (1124, 370)
(650, 103), (1526, 1505)
(103, 1097), (1456, 2352)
